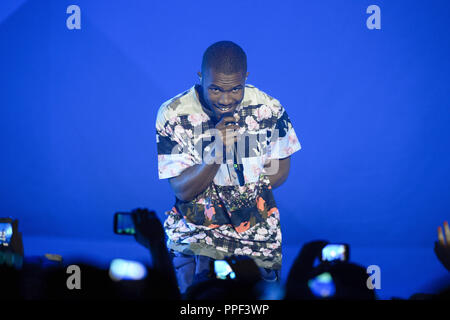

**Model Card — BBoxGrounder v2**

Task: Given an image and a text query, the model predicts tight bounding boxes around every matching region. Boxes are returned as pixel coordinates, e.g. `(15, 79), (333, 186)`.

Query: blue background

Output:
(1, 0), (449, 299)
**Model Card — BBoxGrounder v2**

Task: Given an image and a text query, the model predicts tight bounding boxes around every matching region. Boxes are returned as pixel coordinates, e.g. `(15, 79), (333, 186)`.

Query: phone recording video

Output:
(108, 259), (147, 281)
(321, 244), (349, 262)
(0, 219), (13, 247)
(214, 260), (236, 280)
(114, 212), (135, 235)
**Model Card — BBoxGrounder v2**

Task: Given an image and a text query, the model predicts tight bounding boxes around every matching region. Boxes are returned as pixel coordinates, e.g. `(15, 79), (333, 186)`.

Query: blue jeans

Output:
(169, 250), (280, 294)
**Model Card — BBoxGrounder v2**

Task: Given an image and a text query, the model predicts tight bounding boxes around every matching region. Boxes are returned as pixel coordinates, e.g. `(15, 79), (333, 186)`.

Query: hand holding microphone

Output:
(215, 113), (245, 186)
(214, 113), (240, 150)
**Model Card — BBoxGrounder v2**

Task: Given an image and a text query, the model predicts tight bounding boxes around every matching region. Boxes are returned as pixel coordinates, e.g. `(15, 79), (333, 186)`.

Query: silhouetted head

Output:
(285, 261), (376, 300)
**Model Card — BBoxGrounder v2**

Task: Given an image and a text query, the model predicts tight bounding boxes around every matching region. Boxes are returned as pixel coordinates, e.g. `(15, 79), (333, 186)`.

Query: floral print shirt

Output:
(156, 84), (301, 270)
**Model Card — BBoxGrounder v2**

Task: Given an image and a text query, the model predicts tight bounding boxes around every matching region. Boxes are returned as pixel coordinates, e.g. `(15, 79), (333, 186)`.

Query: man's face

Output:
(199, 68), (248, 122)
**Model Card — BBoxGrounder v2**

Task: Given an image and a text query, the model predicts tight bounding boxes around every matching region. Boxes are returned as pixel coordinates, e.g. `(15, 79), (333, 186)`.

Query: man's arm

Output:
(169, 115), (239, 202)
(169, 161), (220, 202)
(265, 157), (291, 189)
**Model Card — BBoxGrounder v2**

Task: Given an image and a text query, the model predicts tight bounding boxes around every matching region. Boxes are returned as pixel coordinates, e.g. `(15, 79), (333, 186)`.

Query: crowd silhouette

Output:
(0, 209), (449, 300)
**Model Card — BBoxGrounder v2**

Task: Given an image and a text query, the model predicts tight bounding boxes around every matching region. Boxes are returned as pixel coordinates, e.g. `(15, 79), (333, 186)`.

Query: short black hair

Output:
(201, 41), (247, 76)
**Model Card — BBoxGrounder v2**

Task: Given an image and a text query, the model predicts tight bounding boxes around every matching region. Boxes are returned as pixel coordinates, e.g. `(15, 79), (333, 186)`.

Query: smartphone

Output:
(0, 218), (13, 247)
(321, 244), (349, 262)
(308, 272), (336, 298)
(108, 258), (147, 281)
(214, 260), (236, 280)
(114, 212), (135, 235)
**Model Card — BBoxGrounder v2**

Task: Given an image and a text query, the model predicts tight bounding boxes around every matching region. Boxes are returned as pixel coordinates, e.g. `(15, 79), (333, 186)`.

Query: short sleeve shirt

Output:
(156, 84), (301, 270)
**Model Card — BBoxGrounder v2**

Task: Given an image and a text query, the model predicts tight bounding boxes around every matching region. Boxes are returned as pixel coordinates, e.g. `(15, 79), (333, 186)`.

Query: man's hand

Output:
(168, 114), (241, 202)
(215, 114), (240, 151)
(131, 208), (165, 250)
(434, 221), (450, 271)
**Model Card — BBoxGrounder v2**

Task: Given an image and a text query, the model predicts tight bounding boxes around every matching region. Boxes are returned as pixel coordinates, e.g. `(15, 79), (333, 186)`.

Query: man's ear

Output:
(197, 71), (202, 81)
(245, 72), (249, 80)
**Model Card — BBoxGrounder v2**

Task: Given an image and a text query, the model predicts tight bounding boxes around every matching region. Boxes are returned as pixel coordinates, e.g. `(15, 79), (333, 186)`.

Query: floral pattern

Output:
(156, 84), (301, 270)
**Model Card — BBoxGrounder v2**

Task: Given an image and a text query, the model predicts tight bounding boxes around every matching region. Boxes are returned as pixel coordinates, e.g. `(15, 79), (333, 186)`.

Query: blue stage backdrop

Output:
(1, 0), (449, 299)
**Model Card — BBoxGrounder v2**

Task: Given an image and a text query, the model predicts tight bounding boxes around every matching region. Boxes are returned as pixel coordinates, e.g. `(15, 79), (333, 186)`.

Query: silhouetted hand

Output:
(295, 240), (329, 269)
(285, 240), (329, 299)
(131, 208), (165, 250)
(10, 219), (23, 256)
(434, 221), (450, 271)
(225, 255), (261, 283)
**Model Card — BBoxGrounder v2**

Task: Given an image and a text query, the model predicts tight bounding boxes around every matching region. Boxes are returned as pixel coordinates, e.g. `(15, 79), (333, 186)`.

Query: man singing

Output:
(156, 41), (301, 294)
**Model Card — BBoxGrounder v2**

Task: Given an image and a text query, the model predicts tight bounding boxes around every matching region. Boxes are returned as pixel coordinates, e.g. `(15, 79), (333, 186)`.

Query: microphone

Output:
(222, 113), (245, 186)
(233, 141), (245, 186)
